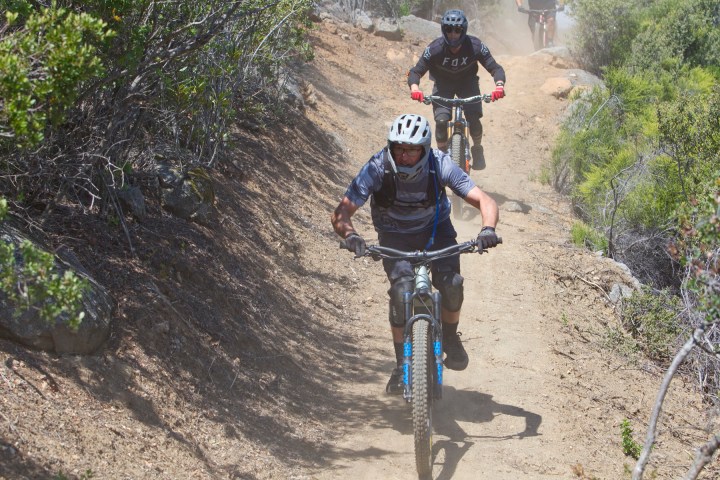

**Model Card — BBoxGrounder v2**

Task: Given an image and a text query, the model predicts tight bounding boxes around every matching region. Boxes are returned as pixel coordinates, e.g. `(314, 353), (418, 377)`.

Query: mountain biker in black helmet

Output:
(331, 113), (500, 394)
(408, 9), (506, 171)
(516, 0), (565, 48)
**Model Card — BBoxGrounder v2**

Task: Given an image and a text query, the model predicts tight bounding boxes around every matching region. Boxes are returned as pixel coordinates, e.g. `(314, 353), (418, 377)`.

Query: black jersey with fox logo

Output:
(407, 35), (506, 87)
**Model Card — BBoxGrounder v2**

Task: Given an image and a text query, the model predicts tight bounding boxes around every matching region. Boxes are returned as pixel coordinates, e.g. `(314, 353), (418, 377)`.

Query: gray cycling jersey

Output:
(344, 148), (475, 234)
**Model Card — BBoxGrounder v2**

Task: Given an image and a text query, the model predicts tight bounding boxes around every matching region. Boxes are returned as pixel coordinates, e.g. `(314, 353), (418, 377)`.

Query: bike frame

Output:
(423, 94), (491, 219)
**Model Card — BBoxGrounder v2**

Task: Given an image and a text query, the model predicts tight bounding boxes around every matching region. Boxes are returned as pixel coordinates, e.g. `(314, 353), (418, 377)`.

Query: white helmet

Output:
(387, 114), (432, 182)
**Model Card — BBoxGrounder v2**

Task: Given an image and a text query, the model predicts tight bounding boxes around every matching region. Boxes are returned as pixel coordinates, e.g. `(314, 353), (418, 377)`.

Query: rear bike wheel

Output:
(450, 133), (465, 219)
(411, 318), (433, 478)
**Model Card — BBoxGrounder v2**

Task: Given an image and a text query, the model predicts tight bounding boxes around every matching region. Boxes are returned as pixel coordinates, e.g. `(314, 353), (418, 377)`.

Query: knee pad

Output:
(434, 271), (464, 312)
(388, 276), (414, 327)
(467, 115), (483, 139)
(435, 116), (449, 144)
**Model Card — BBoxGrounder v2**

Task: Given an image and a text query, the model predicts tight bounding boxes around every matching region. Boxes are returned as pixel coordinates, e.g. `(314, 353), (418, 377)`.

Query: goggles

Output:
(443, 25), (464, 34)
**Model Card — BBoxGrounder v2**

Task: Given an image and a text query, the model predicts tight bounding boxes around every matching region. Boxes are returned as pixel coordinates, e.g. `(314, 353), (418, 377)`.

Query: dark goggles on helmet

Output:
(442, 25), (464, 34)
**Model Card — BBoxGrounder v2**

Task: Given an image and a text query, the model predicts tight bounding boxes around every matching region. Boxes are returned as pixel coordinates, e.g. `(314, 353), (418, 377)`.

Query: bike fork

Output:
(431, 291), (443, 399)
(401, 290), (444, 401)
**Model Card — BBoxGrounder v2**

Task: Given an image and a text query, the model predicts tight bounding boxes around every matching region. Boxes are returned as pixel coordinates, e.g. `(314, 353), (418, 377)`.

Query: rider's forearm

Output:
(465, 187), (499, 228)
(479, 201), (499, 229)
(332, 212), (356, 239)
(331, 197), (359, 238)
(334, 221), (356, 239)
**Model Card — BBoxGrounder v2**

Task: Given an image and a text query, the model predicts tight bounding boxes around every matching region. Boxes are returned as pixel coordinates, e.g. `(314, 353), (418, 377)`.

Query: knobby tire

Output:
(412, 318), (433, 478)
(450, 133), (465, 220)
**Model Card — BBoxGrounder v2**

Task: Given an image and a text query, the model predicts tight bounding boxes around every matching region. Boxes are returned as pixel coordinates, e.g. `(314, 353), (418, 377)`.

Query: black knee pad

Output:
(435, 117), (449, 144)
(467, 114), (483, 139)
(434, 271), (464, 312)
(388, 276), (414, 327)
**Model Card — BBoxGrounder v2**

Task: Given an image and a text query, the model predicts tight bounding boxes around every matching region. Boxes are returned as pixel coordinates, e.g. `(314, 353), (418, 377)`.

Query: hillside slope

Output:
(1, 13), (716, 480)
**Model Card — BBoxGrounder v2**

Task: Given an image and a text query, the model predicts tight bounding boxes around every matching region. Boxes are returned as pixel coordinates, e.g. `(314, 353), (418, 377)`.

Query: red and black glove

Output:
(410, 91), (424, 103)
(491, 81), (505, 102)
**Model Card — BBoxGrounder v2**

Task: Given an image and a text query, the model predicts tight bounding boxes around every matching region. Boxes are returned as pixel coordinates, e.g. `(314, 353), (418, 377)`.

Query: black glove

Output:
(477, 226), (499, 250)
(345, 232), (366, 256)
(557, 4), (565, 12)
(517, 5), (523, 12)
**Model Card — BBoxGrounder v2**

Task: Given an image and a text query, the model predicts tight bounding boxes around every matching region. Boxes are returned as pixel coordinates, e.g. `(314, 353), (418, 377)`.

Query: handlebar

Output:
(518, 6), (563, 14)
(422, 94), (491, 106)
(340, 237), (503, 262)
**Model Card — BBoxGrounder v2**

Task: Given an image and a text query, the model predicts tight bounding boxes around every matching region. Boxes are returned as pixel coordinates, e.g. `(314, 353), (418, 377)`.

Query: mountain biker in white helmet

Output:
(516, 0), (565, 48)
(408, 9), (507, 170)
(331, 113), (500, 394)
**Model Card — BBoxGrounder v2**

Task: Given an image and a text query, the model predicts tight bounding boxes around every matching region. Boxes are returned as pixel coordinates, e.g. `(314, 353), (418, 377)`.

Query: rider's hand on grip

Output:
(344, 232), (366, 257)
(477, 226), (500, 250)
(557, 4), (565, 12)
(491, 82), (505, 102)
(411, 91), (424, 103)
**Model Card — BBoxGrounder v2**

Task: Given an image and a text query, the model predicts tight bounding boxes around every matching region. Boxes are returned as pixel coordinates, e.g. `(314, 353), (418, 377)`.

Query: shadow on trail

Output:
(337, 384), (541, 479)
(432, 386), (542, 480)
(454, 190), (533, 222)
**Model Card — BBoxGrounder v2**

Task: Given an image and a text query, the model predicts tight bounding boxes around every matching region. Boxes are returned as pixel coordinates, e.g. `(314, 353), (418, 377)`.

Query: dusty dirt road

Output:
(1, 12), (716, 480)
(296, 15), (714, 480)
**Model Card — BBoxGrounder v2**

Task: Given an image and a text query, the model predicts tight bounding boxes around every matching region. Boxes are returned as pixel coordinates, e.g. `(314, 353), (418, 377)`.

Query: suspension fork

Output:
(451, 105), (467, 137)
(401, 266), (444, 400)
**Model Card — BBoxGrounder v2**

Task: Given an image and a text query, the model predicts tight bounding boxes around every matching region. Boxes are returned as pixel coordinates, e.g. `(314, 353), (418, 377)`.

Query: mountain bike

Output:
(518, 5), (563, 50)
(341, 237), (501, 479)
(423, 94), (491, 220)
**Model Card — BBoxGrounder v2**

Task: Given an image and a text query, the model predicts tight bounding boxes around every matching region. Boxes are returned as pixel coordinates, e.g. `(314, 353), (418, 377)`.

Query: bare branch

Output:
(632, 327), (705, 479)
(683, 433), (720, 480)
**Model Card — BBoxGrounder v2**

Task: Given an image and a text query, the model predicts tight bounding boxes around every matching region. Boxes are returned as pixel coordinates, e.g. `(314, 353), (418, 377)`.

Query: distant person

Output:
(516, 0), (565, 48)
(407, 9), (506, 171)
(331, 113), (500, 394)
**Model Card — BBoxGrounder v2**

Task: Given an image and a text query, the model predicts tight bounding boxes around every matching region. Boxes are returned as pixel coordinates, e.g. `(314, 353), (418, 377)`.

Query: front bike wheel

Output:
(535, 22), (546, 50)
(450, 133), (465, 220)
(412, 318), (433, 478)
(532, 21), (545, 51)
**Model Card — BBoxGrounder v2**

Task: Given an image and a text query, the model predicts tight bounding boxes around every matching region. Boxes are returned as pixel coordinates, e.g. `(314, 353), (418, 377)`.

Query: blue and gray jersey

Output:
(344, 148), (476, 234)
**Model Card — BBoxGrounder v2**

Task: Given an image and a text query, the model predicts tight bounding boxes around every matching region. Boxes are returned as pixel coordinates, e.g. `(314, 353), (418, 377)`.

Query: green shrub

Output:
(620, 418), (643, 459)
(567, 0), (642, 74)
(0, 198), (89, 329)
(570, 221), (608, 252)
(675, 175), (720, 325)
(620, 287), (682, 362)
(0, 6), (113, 148)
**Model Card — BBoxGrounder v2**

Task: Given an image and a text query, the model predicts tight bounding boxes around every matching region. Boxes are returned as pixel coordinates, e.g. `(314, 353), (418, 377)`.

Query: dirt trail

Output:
(1, 13), (715, 480)
(296, 17), (714, 480)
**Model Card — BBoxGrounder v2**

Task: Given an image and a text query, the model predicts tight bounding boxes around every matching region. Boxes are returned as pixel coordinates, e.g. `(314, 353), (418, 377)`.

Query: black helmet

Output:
(441, 9), (468, 48)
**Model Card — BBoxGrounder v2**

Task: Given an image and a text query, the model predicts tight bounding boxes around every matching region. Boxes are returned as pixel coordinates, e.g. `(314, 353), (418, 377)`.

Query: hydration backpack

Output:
(372, 150), (446, 208)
